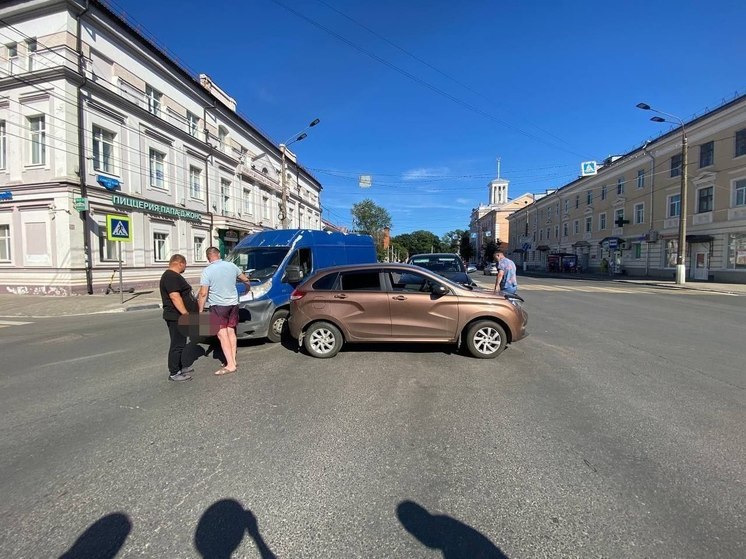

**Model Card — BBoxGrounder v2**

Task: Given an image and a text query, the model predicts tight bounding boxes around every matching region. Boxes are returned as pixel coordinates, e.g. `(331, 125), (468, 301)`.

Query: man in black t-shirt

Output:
(160, 254), (196, 381)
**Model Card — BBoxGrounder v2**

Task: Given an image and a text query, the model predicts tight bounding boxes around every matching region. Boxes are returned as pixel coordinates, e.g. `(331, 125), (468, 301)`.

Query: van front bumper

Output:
(236, 299), (275, 340)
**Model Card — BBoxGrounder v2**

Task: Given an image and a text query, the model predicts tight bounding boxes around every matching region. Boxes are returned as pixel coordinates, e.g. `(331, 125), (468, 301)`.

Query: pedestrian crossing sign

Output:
(106, 214), (132, 242)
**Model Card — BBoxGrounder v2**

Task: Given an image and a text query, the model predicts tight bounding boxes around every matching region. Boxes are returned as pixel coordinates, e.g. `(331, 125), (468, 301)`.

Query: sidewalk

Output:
(519, 270), (746, 296)
(0, 290), (163, 318)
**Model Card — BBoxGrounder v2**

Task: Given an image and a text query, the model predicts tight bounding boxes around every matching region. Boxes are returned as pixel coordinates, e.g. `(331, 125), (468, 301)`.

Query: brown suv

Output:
(288, 263), (527, 359)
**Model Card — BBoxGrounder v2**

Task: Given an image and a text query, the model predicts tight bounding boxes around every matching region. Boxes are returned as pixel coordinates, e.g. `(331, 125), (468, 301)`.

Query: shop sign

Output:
(74, 197), (89, 212)
(112, 194), (201, 223)
(97, 175), (121, 191)
(0, 191), (12, 201)
(224, 230), (239, 242)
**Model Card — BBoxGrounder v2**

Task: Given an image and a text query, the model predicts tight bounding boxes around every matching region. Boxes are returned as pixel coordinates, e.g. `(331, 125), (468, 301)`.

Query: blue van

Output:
(226, 229), (376, 342)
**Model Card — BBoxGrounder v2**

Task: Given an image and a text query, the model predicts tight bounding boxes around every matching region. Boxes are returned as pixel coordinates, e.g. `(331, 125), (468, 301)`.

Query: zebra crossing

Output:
(0, 319), (34, 329)
(516, 283), (728, 295)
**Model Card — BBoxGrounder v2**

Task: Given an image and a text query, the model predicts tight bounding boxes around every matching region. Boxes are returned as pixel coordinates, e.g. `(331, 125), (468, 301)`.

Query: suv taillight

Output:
(290, 289), (306, 301)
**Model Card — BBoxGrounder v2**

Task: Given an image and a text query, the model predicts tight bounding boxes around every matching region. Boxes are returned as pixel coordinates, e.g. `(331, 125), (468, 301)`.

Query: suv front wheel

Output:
(464, 320), (506, 359)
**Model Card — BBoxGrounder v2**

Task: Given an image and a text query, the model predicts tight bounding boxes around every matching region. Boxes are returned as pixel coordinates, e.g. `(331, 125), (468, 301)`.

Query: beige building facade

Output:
(0, 0), (323, 295)
(507, 94), (746, 282)
(469, 176), (534, 264)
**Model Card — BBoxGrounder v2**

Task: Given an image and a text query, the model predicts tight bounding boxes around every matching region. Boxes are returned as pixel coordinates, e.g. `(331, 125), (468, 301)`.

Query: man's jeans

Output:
(502, 284), (518, 295)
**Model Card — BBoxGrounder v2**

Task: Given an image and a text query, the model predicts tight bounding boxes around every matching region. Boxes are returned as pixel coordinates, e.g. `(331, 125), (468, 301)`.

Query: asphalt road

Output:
(0, 276), (744, 558)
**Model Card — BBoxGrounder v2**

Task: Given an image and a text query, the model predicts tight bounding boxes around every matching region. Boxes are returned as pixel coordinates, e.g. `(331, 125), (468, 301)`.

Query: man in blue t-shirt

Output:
(493, 249), (518, 294)
(197, 247), (251, 376)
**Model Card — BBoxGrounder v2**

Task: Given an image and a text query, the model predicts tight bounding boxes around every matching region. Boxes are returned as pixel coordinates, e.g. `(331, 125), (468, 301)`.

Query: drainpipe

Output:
(643, 142), (655, 277)
(203, 101), (216, 245)
(76, 0), (93, 293)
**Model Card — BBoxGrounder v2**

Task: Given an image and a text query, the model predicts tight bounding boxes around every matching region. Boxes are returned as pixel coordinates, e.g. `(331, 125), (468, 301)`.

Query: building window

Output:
(564, 199), (569, 213)
(734, 179), (746, 207)
(0, 120), (6, 170)
(726, 233), (746, 269)
(539, 229), (543, 241)
(670, 153), (682, 177)
(699, 141), (714, 168)
(617, 177), (625, 195)
(633, 243), (642, 259)
(189, 166), (202, 199)
(563, 223), (568, 237)
(145, 85), (162, 116)
(586, 190), (592, 205)
(194, 236), (206, 261)
(599, 213), (607, 230)
(634, 203), (644, 224)
(546, 227), (550, 239)
(153, 232), (168, 262)
(575, 195), (579, 209)
(92, 126), (115, 174)
(664, 239), (678, 268)
(28, 115), (45, 165)
(614, 208), (624, 226)
(0, 224), (10, 261)
(637, 169), (645, 189)
(99, 228), (118, 262)
(149, 149), (165, 189)
(601, 185), (607, 200)
(242, 188), (252, 215)
(668, 194), (681, 217)
(585, 216), (592, 233)
(221, 179), (231, 214)
(573, 220), (579, 235)
(218, 127), (228, 152)
(187, 111), (199, 137)
(263, 196), (270, 220)
(26, 38), (37, 71)
(697, 186), (713, 213)
(736, 129), (746, 158)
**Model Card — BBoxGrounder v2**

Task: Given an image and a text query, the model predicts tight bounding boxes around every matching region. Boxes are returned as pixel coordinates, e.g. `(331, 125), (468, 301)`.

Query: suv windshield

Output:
(409, 255), (465, 274)
(227, 247), (289, 280)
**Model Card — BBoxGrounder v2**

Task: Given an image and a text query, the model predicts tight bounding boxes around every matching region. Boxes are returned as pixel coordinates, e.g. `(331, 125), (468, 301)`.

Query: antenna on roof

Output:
(497, 157), (501, 179)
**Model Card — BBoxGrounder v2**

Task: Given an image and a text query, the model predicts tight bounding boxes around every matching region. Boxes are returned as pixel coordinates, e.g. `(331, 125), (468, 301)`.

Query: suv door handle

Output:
(333, 294), (347, 299)
(392, 295), (407, 301)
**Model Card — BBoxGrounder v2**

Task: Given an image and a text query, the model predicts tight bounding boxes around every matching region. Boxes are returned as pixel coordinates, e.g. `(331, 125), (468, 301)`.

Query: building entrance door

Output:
(693, 247), (709, 280)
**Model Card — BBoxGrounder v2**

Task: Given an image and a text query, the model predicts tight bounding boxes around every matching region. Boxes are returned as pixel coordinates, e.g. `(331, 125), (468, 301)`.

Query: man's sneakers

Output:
(169, 371), (193, 382)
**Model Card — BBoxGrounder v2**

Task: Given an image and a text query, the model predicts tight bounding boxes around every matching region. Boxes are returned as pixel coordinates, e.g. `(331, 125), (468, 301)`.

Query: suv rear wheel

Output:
(464, 320), (506, 359)
(304, 321), (343, 358)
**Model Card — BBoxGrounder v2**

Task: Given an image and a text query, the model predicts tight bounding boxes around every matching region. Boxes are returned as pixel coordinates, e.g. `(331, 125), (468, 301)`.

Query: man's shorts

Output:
(209, 305), (239, 330)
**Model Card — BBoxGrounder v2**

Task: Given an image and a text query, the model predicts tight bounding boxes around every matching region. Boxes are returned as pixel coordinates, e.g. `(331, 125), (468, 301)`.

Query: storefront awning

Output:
(572, 240), (590, 248)
(536, 245), (550, 251)
(686, 234), (714, 243)
(511, 248), (526, 254)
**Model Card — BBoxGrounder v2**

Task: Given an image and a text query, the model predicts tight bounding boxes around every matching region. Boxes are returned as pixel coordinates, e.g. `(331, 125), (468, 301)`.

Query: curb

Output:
(125, 303), (162, 312)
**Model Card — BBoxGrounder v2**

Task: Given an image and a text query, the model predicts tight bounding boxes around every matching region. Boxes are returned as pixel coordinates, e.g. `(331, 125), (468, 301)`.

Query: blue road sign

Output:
(106, 214), (132, 242)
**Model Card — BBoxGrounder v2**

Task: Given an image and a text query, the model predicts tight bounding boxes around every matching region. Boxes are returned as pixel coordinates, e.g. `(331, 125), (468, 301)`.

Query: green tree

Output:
(441, 229), (467, 253)
(459, 231), (474, 262)
(351, 199), (392, 258)
(483, 239), (497, 263)
(393, 230), (443, 256)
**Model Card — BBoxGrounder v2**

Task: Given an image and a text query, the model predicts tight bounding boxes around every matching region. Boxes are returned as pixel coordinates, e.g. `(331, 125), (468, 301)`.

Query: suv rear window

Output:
(312, 272), (338, 290)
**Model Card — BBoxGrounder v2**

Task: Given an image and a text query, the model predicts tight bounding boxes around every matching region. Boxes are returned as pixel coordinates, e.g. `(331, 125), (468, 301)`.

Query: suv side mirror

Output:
(285, 265), (303, 284)
(432, 284), (448, 296)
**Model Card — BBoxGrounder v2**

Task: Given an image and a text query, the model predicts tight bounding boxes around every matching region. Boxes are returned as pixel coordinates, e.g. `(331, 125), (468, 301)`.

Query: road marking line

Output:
(0, 319), (34, 327)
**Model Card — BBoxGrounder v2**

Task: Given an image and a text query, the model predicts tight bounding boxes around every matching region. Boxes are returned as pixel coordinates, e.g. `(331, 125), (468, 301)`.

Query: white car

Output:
(483, 262), (498, 275)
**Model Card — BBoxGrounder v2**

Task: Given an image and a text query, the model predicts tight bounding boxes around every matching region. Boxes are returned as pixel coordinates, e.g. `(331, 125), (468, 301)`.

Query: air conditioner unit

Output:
(647, 230), (659, 242)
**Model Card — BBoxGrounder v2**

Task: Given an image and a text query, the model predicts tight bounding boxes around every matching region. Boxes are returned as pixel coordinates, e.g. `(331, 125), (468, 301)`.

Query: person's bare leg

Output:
(216, 327), (237, 372)
(228, 327), (238, 368)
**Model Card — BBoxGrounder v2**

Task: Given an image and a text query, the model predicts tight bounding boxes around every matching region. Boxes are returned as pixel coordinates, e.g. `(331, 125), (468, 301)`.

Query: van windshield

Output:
(227, 247), (289, 280)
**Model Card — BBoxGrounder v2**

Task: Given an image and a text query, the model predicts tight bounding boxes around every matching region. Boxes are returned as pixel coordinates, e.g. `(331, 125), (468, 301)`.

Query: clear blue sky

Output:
(110, 0), (746, 237)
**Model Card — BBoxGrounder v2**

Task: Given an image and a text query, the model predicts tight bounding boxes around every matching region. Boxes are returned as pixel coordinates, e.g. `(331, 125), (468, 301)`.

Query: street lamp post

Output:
(279, 118), (319, 229)
(636, 103), (688, 285)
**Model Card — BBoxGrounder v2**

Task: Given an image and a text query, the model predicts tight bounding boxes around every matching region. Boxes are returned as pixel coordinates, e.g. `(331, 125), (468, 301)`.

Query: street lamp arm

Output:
(282, 118), (320, 146)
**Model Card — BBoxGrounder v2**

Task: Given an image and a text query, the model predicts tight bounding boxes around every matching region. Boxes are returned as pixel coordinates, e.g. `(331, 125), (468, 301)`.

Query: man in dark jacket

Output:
(159, 254), (196, 381)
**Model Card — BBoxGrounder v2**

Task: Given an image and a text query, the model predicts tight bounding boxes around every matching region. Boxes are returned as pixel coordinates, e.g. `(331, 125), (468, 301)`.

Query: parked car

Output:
(466, 263), (477, 274)
(483, 262), (498, 275)
(406, 253), (476, 287)
(288, 263), (527, 359)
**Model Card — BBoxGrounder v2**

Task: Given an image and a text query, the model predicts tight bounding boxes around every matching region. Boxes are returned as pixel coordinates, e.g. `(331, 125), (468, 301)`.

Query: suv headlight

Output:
(504, 293), (524, 309)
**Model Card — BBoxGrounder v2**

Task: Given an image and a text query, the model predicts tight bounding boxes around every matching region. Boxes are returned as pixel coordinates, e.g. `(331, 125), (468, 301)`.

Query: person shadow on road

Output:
(194, 499), (276, 559)
(58, 512), (132, 559)
(397, 500), (508, 559)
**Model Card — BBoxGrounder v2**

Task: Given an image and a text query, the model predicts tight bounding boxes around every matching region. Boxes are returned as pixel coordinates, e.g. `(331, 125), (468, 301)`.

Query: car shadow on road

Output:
(397, 500), (509, 558)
